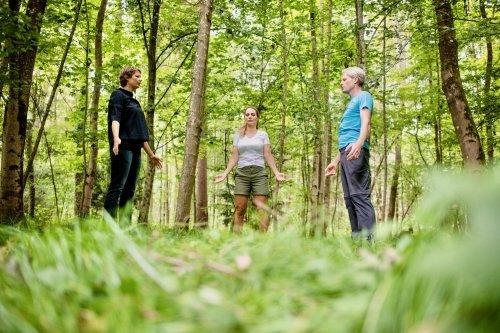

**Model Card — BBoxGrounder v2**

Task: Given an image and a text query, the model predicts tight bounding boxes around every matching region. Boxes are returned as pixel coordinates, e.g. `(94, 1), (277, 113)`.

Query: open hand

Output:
(150, 154), (163, 169)
(275, 172), (286, 182)
(214, 173), (227, 183)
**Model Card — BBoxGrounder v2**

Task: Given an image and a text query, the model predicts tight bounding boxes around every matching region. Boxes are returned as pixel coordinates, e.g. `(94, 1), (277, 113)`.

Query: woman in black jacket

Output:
(103, 67), (162, 219)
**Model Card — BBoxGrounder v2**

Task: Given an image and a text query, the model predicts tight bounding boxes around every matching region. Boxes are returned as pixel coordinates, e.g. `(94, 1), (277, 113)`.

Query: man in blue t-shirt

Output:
(325, 66), (376, 240)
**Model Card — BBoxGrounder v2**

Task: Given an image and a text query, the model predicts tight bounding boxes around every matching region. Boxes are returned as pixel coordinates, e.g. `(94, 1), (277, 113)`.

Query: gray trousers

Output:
(339, 147), (376, 234)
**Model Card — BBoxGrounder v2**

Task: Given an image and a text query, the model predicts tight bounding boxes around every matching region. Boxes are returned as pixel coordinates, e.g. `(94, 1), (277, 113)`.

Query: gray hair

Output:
(342, 66), (366, 87)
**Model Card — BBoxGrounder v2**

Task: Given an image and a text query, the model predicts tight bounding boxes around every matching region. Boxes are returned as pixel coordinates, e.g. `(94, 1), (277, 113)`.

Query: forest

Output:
(0, 0), (498, 332)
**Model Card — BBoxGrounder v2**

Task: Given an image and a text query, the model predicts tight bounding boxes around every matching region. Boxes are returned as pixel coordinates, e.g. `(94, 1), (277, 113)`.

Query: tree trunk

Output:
(355, 0), (366, 67)
(433, 106), (443, 164)
(387, 140), (401, 220)
(381, 17), (388, 221)
(430, 59), (443, 164)
(138, 0), (162, 223)
(271, 0), (289, 224)
(0, 0), (48, 222)
(25, 113), (35, 217)
(300, 125), (311, 226)
(309, 0), (324, 224)
(479, 0), (494, 163)
(163, 138), (170, 225)
(277, 0), (288, 179)
(77, 0), (91, 216)
(175, 0), (213, 227)
(75, 172), (84, 215)
(81, 0), (108, 215)
(433, 0), (485, 167)
(323, 0), (333, 209)
(195, 150), (208, 228)
(195, 113), (208, 228)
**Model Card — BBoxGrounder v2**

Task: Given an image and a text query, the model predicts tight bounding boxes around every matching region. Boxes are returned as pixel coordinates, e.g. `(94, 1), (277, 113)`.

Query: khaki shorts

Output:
(234, 165), (269, 196)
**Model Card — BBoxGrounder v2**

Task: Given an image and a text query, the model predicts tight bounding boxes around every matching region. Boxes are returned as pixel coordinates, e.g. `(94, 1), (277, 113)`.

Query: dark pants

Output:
(103, 144), (141, 219)
(339, 147), (376, 236)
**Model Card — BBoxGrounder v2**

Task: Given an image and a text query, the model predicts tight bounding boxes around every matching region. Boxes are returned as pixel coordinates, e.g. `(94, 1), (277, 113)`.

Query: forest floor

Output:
(1, 168), (499, 332)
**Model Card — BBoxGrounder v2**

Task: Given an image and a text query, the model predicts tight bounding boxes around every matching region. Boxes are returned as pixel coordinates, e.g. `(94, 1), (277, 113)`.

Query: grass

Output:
(1, 222), (381, 332)
(0, 167), (499, 332)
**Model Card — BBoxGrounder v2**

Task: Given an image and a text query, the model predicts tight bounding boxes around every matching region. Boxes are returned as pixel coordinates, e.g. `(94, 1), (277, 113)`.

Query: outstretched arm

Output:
(215, 146), (239, 183)
(142, 141), (163, 169)
(263, 144), (285, 181)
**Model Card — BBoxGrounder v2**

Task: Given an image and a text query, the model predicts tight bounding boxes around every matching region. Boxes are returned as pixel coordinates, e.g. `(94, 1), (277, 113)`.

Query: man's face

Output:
(341, 74), (357, 93)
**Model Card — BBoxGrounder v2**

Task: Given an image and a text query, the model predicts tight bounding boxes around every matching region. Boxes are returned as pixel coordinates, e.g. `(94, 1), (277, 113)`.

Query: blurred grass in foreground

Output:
(0, 167), (499, 332)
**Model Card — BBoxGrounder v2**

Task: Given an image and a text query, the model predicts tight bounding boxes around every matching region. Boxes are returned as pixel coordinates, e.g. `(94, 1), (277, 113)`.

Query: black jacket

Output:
(107, 88), (149, 147)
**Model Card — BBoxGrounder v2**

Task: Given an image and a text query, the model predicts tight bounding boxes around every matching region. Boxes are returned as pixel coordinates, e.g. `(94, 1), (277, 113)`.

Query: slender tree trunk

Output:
(330, 171), (339, 234)
(0, 0), (48, 222)
(195, 149), (208, 228)
(381, 17), (388, 221)
(433, 107), (443, 164)
(175, 0), (213, 227)
(479, 0), (494, 162)
(43, 124), (60, 220)
(274, 0), (288, 199)
(430, 60), (443, 164)
(195, 114), (208, 228)
(399, 175), (404, 221)
(300, 133), (309, 226)
(75, 172), (83, 215)
(375, 179), (382, 221)
(309, 0), (324, 230)
(138, 0), (162, 223)
(271, 0), (289, 229)
(163, 141), (170, 225)
(387, 140), (401, 220)
(433, 0), (485, 167)
(78, 0), (91, 216)
(277, 0), (288, 171)
(323, 0), (333, 209)
(81, 0), (108, 215)
(355, 0), (366, 67)
(26, 113), (35, 217)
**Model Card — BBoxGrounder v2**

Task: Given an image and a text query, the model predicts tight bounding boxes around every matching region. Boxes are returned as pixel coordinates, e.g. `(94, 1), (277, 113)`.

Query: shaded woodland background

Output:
(0, 0), (497, 229)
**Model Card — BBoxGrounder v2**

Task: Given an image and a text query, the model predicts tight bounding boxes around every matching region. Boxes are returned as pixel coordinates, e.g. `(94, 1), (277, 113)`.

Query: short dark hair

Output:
(119, 67), (141, 87)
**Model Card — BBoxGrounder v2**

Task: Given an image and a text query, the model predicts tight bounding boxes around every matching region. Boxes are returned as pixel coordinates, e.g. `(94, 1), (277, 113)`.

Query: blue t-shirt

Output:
(338, 91), (373, 150)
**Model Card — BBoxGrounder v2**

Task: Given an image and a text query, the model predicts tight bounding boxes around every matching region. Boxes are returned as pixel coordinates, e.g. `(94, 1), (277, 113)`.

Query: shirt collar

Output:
(119, 87), (134, 97)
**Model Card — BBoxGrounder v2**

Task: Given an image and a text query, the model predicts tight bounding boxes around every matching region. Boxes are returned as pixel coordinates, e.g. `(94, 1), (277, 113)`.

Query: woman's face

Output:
(126, 71), (142, 90)
(244, 108), (258, 126)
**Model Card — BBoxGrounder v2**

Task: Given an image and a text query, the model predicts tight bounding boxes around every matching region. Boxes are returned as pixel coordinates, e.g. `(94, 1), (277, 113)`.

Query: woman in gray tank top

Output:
(215, 106), (285, 232)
